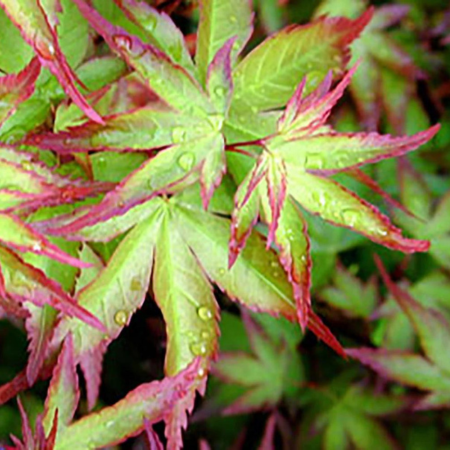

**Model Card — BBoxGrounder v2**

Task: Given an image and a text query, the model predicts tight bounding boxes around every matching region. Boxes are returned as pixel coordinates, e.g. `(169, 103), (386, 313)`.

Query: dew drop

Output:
(305, 153), (324, 169)
(113, 35), (133, 50)
(197, 306), (213, 321)
(142, 14), (157, 31)
(273, 271), (280, 278)
(214, 86), (227, 98)
(190, 342), (208, 356)
(270, 261), (278, 268)
(208, 113), (224, 131)
(200, 330), (210, 339)
(172, 127), (187, 143)
(32, 241), (43, 252)
(21, 161), (32, 171)
(97, 157), (106, 167)
(218, 268), (226, 276)
(177, 152), (195, 171)
(130, 276), (142, 292)
(114, 310), (128, 326)
(342, 209), (360, 227)
(230, 15), (237, 23)
(197, 368), (206, 378)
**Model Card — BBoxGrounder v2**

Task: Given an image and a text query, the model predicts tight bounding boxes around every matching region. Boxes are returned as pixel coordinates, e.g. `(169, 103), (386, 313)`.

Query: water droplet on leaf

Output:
(113, 35), (133, 50)
(190, 342), (208, 356)
(172, 127), (187, 143)
(177, 152), (195, 171)
(197, 306), (213, 321)
(32, 241), (43, 252)
(114, 310), (128, 326)
(214, 86), (227, 98)
(230, 15), (237, 23)
(130, 276), (142, 292)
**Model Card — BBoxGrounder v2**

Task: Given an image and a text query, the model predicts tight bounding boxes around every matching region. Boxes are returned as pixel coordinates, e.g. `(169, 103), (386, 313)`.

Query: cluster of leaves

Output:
(0, 0), (448, 449)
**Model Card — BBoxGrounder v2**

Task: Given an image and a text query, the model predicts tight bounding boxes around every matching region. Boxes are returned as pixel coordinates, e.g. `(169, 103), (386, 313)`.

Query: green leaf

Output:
(196, 0), (253, 85)
(153, 212), (219, 376)
(231, 10), (372, 112)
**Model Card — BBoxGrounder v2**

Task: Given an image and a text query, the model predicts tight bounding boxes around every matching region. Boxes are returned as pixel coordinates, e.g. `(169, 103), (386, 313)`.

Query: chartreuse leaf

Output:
(153, 210), (219, 448)
(154, 212), (219, 376)
(348, 257), (450, 409)
(0, 57), (41, 126)
(196, 0), (253, 85)
(54, 359), (201, 450)
(0, 0), (103, 124)
(230, 10), (372, 113)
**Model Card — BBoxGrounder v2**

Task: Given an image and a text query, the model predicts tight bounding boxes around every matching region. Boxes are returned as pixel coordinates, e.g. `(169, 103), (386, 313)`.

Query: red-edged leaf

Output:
(232, 9), (373, 112)
(277, 67), (355, 136)
(229, 158), (266, 268)
(43, 335), (79, 431)
(347, 168), (413, 217)
(0, 213), (90, 268)
(27, 106), (204, 153)
(17, 397), (34, 449)
(308, 311), (346, 358)
(347, 348), (450, 392)
(54, 359), (202, 449)
(0, 245), (105, 332)
(0, 0), (103, 124)
(265, 156), (287, 248)
(49, 208), (162, 413)
(0, 57), (41, 126)
(287, 171), (429, 253)
(46, 134), (223, 236)
(272, 200), (311, 331)
(277, 125), (440, 173)
(153, 213), (219, 449)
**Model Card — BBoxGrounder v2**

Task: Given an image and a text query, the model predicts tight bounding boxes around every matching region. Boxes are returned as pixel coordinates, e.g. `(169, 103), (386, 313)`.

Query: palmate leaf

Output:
(348, 257), (450, 410)
(212, 313), (301, 415)
(229, 67), (438, 328)
(303, 381), (405, 450)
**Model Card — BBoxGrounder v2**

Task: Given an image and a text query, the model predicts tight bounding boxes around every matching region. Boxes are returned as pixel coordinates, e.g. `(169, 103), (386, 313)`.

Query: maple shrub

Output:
(0, 0), (447, 448)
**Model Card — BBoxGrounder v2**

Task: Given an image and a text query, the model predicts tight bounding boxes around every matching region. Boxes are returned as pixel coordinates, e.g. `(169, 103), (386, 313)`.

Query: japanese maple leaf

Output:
(25, 0), (372, 233)
(348, 256), (450, 410)
(301, 375), (407, 449)
(228, 66), (439, 329)
(212, 312), (303, 415)
(393, 160), (450, 270)
(318, 262), (377, 319)
(314, 1), (422, 132)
